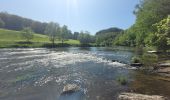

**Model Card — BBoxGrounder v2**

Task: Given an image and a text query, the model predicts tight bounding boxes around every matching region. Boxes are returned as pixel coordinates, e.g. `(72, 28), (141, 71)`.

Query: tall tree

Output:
(0, 18), (5, 28)
(21, 27), (34, 42)
(115, 0), (170, 47)
(45, 22), (60, 46)
(149, 16), (170, 50)
(73, 32), (79, 40)
(78, 31), (94, 44)
(60, 25), (69, 44)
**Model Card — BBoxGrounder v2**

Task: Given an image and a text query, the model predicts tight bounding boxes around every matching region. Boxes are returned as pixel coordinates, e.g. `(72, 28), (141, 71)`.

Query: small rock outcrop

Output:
(147, 50), (160, 54)
(59, 84), (85, 100)
(62, 84), (81, 94)
(158, 63), (170, 67)
(156, 61), (170, 77)
(118, 93), (167, 100)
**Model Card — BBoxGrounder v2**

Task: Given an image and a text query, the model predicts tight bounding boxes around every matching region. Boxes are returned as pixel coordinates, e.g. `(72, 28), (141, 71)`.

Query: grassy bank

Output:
(0, 28), (80, 48)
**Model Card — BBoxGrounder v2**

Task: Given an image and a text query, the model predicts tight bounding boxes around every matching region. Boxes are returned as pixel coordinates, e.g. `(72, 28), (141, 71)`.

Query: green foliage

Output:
(131, 56), (141, 63)
(142, 53), (158, 66)
(21, 27), (34, 42)
(0, 28), (80, 48)
(113, 29), (136, 46)
(0, 12), (76, 41)
(73, 32), (79, 40)
(60, 25), (72, 43)
(113, 0), (170, 50)
(78, 31), (94, 44)
(134, 0), (170, 47)
(116, 75), (128, 85)
(45, 22), (60, 45)
(152, 16), (170, 50)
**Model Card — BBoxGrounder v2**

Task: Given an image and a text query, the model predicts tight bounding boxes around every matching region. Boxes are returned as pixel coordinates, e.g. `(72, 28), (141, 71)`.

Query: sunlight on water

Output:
(0, 48), (131, 99)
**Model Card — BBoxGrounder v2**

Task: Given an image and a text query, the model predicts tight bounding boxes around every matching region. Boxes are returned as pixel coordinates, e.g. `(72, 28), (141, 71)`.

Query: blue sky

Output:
(0, 0), (140, 34)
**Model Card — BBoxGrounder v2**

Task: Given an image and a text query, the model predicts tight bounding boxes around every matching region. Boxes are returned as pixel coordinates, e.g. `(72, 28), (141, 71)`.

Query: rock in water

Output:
(59, 84), (85, 100)
(118, 93), (167, 100)
(147, 50), (160, 54)
(62, 84), (80, 94)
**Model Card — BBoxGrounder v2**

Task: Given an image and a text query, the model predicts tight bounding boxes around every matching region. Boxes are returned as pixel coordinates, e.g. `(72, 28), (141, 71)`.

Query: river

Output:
(0, 47), (169, 100)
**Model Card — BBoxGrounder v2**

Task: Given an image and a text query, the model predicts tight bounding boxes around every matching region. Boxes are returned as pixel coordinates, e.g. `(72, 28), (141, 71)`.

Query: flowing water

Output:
(0, 47), (169, 100)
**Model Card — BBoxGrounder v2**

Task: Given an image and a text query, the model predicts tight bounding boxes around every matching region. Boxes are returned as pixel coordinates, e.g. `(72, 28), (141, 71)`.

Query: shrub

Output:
(131, 56), (141, 63)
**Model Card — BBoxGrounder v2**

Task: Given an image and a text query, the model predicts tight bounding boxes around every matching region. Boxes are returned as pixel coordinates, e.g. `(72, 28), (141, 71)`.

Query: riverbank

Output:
(0, 28), (83, 48)
(154, 60), (170, 77)
(130, 48), (170, 77)
(0, 42), (96, 48)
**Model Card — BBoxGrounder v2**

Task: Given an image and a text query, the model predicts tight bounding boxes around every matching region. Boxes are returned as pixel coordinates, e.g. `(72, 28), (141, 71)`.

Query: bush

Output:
(142, 53), (158, 66)
(131, 56), (141, 63)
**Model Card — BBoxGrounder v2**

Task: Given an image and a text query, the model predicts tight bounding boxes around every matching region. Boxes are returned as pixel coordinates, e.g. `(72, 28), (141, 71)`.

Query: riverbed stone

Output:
(158, 63), (170, 67)
(59, 84), (85, 100)
(118, 93), (167, 100)
(62, 84), (81, 94)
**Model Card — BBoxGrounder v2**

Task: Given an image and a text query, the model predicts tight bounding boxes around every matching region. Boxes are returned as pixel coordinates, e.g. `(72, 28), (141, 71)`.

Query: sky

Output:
(0, 0), (140, 34)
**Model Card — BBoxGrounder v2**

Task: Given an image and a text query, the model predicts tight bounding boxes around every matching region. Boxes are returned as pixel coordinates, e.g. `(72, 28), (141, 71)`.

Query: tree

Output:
(60, 25), (69, 44)
(21, 27), (34, 42)
(73, 32), (79, 40)
(45, 22), (60, 45)
(0, 18), (5, 27)
(114, 0), (170, 47)
(151, 16), (170, 50)
(78, 31), (94, 44)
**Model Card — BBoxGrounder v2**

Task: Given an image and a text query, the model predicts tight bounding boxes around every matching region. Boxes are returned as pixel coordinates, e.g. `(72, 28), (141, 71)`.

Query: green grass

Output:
(0, 28), (80, 48)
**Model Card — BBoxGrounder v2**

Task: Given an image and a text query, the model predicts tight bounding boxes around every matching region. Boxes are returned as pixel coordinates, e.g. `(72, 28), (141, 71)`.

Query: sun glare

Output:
(66, 0), (79, 20)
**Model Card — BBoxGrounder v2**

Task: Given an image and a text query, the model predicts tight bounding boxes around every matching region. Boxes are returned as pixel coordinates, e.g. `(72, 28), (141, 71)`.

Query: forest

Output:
(113, 0), (170, 51)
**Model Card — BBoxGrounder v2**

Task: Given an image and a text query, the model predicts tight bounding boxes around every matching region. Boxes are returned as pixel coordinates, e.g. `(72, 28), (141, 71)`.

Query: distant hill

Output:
(96, 27), (123, 36)
(0, 12), (48, 35)
(95, 27), (123, 46)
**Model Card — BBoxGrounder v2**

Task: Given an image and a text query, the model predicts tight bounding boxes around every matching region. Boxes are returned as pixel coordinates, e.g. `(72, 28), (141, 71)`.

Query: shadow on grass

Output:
(42, 43), (71, 48)
(16, 41), (33, 44)
(10, 41), (38, 48)
(42, 43), (94, 48)
(1, 42), (95, 48)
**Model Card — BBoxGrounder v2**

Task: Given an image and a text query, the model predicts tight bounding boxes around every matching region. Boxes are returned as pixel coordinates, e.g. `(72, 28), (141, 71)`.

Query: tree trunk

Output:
(52, 39), (55, 48)
(62, 40), (64, 46)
